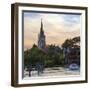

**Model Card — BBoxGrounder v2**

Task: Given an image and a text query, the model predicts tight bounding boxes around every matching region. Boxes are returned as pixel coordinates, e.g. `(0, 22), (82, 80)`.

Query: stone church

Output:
(38, 19), (46, 51)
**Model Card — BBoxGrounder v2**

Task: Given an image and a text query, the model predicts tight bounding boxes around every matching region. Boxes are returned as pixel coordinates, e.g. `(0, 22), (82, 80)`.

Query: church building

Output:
(38, 19), (46, 51)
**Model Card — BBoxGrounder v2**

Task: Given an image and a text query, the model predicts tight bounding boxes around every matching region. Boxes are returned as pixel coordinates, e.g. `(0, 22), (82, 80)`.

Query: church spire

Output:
(38, 19), (46, 50)
(40, 18), (44, 34)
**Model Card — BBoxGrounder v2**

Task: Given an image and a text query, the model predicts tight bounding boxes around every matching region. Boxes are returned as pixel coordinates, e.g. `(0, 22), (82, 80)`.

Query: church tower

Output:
(38, 19), (46, 50)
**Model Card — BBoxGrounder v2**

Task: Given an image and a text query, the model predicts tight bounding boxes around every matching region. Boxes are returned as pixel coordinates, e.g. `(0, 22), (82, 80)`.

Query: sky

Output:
(24, 12), (81, 50)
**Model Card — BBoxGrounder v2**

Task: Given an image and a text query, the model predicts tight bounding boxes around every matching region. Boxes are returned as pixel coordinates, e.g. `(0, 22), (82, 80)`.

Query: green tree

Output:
(24, 44), (45, 68)
(62, 36), (80, 48)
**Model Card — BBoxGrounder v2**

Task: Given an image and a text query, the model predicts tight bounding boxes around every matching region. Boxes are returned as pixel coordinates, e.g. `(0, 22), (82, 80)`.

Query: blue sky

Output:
(24, 12), (80, 25)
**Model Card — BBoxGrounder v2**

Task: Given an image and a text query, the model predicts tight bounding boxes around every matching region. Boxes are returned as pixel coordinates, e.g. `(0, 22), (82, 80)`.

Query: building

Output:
(64, 46), (80, 66)
(38, 19), (46, 51)
(38, 19), (61, 53)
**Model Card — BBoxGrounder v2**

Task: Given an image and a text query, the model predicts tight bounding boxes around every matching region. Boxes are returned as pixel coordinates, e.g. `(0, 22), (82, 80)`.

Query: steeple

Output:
(38, 19), (46, 50)
(40, 19), (44, 35)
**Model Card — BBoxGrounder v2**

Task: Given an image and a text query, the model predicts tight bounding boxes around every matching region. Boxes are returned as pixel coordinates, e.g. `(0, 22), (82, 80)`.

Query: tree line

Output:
(24, 36), (80, 68)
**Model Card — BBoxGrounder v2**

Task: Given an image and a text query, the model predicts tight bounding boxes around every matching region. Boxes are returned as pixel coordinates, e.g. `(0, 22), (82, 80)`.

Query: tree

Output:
(24, 44), (65, 68)
(24, 44), (45, 68)
(62, 36), (80, 65)
(62, 36), (80, 48)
